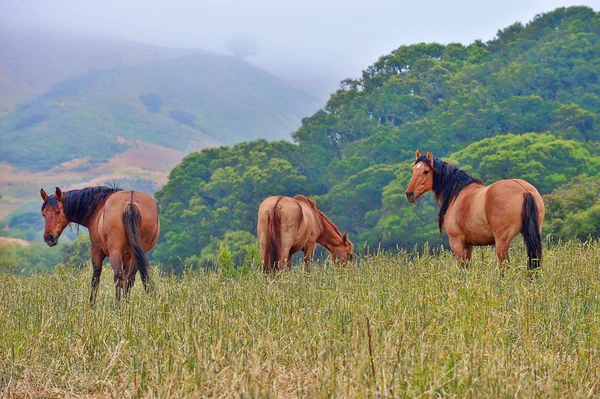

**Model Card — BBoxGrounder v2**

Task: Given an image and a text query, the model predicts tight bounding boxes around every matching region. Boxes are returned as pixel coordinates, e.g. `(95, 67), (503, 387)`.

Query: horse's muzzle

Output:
(44, 234), (58, 247)
(406, 191), (416, 202)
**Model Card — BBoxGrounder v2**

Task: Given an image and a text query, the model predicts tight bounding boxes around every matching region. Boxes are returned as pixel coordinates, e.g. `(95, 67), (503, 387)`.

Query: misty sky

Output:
(2, 0), (599, 97)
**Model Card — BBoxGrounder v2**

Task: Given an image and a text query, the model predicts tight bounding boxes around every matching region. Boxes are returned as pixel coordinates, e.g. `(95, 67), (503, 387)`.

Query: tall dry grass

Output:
(1, 241), (599, 398)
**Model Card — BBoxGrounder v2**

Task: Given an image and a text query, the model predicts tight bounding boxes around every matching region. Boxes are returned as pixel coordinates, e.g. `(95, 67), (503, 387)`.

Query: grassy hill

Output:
(1, 242), (599, 396)
(0, 31), (319, 229)
(0, 52), (318, 171)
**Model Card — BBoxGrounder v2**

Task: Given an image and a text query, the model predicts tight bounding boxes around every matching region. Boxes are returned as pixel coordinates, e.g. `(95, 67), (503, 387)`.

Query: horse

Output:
(405, 149), (545, 270)
(257, 195), (355, 272)
(40, 185), (160, 303)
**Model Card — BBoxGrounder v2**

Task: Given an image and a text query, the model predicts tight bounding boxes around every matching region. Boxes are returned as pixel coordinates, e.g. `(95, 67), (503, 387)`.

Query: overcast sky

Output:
(2, 0), (599, 97)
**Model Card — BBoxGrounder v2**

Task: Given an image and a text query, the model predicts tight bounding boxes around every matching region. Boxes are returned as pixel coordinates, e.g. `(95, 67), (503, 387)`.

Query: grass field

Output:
(1, 241), (599, 398)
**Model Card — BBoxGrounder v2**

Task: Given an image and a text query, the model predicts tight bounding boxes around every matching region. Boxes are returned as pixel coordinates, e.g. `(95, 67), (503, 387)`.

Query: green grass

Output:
(1, 241), (600, 397)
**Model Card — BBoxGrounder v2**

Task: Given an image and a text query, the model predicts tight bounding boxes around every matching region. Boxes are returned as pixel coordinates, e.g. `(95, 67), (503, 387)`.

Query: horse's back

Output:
(258, 196), (302, 231)
(101, 191), (160, 252)
(257, 195), (315, 249)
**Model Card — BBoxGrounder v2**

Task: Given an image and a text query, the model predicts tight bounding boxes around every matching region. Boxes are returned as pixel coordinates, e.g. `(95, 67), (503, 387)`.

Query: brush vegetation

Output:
(1, 241), (599, 397)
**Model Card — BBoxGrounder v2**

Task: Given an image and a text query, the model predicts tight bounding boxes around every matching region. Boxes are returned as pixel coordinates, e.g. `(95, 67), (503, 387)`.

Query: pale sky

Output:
(2, 0), (599, 97)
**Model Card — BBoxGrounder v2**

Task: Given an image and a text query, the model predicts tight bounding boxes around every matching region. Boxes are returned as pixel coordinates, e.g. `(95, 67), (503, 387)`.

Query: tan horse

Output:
(40, 186), (160, 303)
(405, 150), (545, 269)
(257, 195), (355, 272)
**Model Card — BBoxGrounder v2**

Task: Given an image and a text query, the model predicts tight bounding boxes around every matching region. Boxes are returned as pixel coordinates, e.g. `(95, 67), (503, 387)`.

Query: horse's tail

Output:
(123, 195), (152, 291)
(267, 199), (283, 271)
(521, 192), (542, 269)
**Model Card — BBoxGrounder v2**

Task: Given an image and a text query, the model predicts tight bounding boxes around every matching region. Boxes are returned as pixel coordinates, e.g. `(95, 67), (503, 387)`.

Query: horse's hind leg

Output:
(259, 235), (272, 273)
(123, 259), (137, 300)
(109, 252), (125, 302)
(277, 245), (292, 272)
(90, 249), (106, 306)
(495, 237), (511, 275)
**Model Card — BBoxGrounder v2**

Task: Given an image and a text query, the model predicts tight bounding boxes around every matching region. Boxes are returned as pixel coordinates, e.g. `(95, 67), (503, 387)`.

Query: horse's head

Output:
(331, 232), (355, 263)
(40, 187), (69, 247)
(406, 149), (434, 202)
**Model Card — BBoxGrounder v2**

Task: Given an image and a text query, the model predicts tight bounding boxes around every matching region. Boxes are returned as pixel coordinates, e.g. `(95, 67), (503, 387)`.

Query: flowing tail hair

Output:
(521, 192), (542, 269)
(123, 197), (152, 291)
(267, 199), (283, 272)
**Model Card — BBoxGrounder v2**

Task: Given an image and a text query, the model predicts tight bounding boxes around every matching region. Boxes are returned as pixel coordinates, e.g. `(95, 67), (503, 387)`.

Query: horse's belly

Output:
(460, 218), (495, 246)
(465, 234), (495, 246)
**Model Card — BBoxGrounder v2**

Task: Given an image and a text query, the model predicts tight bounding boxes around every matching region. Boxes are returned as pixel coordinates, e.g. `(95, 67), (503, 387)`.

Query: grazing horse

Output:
(40, 186), (160, 303)
(405, 149), (545, 270)
(257, 195), (355, 272)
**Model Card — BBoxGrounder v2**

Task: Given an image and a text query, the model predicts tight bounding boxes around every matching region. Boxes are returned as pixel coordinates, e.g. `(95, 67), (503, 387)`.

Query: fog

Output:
(2, 0), (598, 98)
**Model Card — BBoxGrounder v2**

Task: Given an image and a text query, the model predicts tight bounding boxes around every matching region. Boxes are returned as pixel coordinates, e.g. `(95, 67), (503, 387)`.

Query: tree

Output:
(543, 175), (600, 241)
(61, 233), (92, 268)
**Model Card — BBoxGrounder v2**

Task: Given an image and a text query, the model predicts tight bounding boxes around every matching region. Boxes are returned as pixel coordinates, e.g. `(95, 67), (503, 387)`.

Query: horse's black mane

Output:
(42, 185), (122, 224)
(416, 156), (483, 233)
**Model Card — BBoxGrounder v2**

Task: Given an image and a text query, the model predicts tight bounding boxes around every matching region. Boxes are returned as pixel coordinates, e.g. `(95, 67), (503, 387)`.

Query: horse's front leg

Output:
(449, 236), (471, 268)
(302, 243), (316, 272)
(89, 248), (106, 306)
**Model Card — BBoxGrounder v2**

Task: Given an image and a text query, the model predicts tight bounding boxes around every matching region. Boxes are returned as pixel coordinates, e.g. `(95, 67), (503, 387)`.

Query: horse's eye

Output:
(424, 170), (429, 175)
(56, 211), (61, 215)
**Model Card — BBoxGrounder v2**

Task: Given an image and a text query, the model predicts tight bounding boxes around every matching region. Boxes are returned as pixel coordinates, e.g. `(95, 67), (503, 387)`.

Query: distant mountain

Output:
(0, 48), (318, 171)
(0, 28), (194, 116)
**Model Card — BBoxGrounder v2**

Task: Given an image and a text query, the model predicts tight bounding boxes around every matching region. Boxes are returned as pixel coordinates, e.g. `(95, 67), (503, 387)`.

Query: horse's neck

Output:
(63, 196), (102, 228)
(316, 214), (342, 250)
(437, 181), (483, 202)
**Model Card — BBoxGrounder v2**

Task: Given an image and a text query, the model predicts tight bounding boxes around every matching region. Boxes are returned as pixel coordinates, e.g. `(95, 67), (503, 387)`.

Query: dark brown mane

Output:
(317, 210), (343, 237)
(43, 185), (122, 224)
(416, 156), (483, 233)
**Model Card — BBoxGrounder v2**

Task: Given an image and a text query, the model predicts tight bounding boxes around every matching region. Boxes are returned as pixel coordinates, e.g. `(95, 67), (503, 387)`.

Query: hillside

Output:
(0, 28), (194, 116)
(153, 6), (600, 270)
(0, 51), (318, 171)
(0, 32), (319, 229)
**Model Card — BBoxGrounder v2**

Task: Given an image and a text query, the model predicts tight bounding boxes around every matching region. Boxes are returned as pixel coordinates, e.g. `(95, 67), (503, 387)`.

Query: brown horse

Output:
(257, 195), (355, 272)
(40, 185), (160, 303)
(405, 150), (544, 270)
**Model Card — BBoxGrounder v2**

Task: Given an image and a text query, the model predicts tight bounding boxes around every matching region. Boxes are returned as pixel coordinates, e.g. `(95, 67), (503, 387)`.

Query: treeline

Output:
(151, 7), (600, 272)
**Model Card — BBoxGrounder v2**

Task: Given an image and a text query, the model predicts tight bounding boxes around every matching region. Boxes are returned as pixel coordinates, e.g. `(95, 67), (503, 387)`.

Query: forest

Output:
(150, 6), (600, 272)
(2, 6), (600, 274)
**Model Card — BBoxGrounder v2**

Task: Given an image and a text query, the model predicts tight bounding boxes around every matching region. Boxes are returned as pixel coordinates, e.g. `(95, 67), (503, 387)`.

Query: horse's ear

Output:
(426, 150), (434, 164)
(55, 187), (63, 201)
(342, 232), (348, 243)
(415, 149), (422, 160)
(40, 188), (48, 201)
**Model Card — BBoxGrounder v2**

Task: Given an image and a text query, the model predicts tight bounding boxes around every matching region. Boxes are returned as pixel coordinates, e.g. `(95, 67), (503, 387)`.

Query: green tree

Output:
(61, 233), (92, 268)
(544, 175), (600, 241)
(450, 133), (600, 194)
